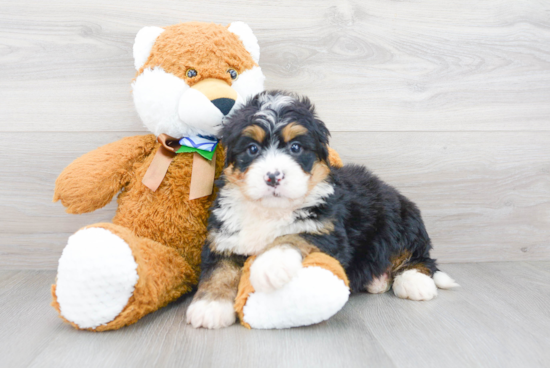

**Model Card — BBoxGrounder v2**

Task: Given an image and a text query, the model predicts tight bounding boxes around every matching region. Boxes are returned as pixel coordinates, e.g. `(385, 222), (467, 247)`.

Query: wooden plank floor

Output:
(1, 262), (549, 368)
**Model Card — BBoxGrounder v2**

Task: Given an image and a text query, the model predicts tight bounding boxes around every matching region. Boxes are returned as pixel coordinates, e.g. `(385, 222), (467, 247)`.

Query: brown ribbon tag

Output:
(189, 152), (216, 200)
(142, 145), (176, 192)
(142, 134), (181, 192)
(142, 134), (216, 200)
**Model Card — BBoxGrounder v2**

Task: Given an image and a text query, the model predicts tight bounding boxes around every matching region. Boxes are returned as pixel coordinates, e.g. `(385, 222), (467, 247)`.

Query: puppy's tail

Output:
(433, 271), (460, 289)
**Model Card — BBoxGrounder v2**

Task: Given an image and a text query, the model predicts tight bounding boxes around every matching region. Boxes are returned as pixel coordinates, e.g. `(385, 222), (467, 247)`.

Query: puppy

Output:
(186, 91), (458, 329)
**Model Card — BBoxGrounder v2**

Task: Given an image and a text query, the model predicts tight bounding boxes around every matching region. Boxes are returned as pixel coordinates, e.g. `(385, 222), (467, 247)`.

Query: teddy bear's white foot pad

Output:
(55, 227), (139, 329)
(242, 266), (350, 329)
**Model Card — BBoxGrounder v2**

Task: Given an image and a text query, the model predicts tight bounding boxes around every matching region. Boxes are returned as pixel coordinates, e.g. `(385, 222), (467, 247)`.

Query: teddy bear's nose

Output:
(211, 98), (235, 116)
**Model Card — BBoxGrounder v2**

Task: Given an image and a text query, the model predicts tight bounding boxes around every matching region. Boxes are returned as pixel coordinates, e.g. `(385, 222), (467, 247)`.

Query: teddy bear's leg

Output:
(51, 222), (196, 331)
(234, 253), (350, 329)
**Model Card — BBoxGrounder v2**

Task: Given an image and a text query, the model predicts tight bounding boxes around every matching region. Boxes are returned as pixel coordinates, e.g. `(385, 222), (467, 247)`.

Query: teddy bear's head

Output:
(132, 22), (265, 138)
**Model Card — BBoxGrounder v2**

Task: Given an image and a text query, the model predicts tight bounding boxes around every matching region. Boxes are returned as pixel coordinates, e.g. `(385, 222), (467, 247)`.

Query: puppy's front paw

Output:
(393, 269), (438, 301)
(250, 246), (303, 293)
(186, 300), (236, 329)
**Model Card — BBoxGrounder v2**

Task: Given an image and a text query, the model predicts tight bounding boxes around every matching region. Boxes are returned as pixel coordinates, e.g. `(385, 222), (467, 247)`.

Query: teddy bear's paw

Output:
(249, 246), (303, 293)
(393, 269), (438, 301)
(243, 266), (350, 329)
(186, 300), (236, 329)
(55, 227), (139, 329)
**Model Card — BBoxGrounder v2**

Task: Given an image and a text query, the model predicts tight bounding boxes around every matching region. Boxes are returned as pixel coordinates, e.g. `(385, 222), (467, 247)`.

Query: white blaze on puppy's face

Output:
(243, 147), (311, 208)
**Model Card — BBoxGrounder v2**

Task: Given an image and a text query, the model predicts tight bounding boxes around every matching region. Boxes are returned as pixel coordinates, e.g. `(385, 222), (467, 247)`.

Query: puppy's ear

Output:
(220, 126), (238, 166)
(221, 104), (253, 166)
(292, 94), (331, 164)
(313, 118), (330, 164)
(298, 95), (331, 164)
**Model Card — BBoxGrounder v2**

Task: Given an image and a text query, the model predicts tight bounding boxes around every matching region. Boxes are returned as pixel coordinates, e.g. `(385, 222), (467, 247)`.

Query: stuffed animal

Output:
(51, 21), (348, 331)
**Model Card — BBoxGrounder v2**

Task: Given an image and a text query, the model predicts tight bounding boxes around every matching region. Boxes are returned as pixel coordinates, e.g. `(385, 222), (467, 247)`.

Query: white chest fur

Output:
(210, 183), (334, 255)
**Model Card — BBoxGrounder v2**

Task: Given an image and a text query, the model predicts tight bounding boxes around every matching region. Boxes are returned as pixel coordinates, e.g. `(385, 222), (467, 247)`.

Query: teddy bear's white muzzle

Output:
(178, 89), (226, 137)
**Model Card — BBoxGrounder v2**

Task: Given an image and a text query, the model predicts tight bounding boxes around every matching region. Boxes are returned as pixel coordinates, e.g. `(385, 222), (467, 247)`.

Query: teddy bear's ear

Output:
(227, 22), (260, 64)
(133, 26), (165, 70)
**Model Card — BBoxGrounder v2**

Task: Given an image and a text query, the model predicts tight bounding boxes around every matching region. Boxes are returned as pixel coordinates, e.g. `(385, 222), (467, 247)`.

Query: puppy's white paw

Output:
(393, 269), (438, 301)
(186, 300), (236, 329)
(250, 246), (303, 293)
(365, 273), (391, 294)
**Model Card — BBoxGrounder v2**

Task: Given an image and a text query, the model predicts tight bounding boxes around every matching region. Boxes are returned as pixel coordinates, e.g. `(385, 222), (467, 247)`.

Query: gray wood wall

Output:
(1, 0), (549, 269)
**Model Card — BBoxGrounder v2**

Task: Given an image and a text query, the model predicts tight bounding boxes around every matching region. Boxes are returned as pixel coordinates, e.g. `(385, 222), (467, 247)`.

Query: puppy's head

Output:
(221, 91), (331, 208)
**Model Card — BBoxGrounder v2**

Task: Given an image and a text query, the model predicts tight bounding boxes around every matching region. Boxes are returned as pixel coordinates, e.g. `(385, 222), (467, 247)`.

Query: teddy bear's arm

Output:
(53, 134), (156, 214)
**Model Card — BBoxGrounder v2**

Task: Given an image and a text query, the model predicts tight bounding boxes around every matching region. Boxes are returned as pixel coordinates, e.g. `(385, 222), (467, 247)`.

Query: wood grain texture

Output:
(355, 262), (550, 368)
(0, 0), (549, 132)
(1, 0), (549, 268)
(1, 262), (549, 368)
(1, 131), (549, 269)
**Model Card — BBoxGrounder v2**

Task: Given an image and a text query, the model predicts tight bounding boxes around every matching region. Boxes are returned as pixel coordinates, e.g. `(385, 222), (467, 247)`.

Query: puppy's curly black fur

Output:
(189, 91), (455, 328)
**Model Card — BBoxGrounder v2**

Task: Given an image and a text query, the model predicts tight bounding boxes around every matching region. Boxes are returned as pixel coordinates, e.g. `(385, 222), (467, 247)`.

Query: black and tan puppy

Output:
(186, 91), (458, 329)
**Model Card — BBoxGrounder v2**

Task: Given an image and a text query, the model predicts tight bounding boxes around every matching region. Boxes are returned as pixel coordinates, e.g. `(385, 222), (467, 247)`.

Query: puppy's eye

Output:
(247, 144), (260, 156)
(227, 69), (238, 80)
(186, 69), (198, 78)
(290, 142), (302, 155)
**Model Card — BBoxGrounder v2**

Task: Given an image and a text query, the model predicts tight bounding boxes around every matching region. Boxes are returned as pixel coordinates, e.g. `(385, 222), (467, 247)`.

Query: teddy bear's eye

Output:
(186, 69), (198, 78)
(227, 69), (238, 80)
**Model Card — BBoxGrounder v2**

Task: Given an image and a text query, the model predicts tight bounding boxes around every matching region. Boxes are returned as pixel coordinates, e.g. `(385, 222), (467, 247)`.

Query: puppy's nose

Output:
(211, 98), (235, 116)
(265, 171), (284, 187)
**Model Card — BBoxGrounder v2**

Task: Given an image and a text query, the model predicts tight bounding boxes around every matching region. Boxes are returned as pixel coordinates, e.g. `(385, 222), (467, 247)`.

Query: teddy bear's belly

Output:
(112, 179), (214, 270)
(113, 188), (212, 248)
(110, 147), (224, 270)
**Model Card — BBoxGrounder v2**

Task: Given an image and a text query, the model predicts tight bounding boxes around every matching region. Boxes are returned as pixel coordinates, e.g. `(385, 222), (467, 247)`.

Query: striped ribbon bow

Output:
(176, 135), (219, 160)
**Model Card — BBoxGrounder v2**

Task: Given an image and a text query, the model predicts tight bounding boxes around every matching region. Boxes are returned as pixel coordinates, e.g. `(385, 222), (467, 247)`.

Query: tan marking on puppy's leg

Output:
(406, 263), (432, 276)
(243, 125), (266, 143)
(193, 260), (242, 302)
(391, 250), (432, 277)
(187, 257), (243, 329)
(281, 122), (308, 142)
(390, 250), (412, 276)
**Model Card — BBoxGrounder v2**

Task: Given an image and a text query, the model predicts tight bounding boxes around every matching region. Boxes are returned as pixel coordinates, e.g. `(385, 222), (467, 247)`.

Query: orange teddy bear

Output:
(51, 21), (348, 331)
